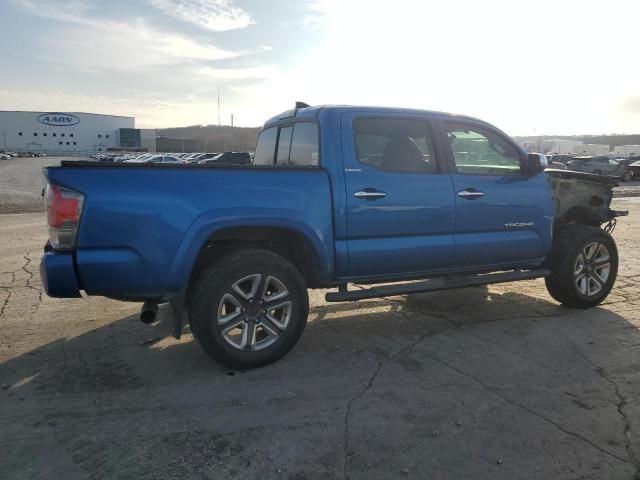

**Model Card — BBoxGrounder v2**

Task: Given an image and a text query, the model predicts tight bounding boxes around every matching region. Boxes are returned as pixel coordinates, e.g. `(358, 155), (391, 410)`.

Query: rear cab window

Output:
(253, 122), (320, 166)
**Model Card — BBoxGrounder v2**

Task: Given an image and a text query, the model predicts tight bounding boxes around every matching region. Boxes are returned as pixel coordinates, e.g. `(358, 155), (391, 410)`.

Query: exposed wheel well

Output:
(555, 206), (604, 229)
(189, 226), (321, 289)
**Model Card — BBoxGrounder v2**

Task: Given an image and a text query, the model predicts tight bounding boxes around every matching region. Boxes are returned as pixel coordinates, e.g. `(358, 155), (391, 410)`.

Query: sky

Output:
(0, 0), (639, 135)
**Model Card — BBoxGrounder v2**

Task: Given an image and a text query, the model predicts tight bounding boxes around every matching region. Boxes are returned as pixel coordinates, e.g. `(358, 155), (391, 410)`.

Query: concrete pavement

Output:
(0, 200), (638, 479)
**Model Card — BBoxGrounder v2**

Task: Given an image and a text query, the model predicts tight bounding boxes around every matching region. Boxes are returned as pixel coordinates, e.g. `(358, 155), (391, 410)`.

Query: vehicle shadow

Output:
(0, 284), (632, 387)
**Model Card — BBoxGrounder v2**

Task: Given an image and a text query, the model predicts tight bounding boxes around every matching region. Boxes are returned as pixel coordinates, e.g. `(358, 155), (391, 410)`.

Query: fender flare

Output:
(165, 208), (334, 292)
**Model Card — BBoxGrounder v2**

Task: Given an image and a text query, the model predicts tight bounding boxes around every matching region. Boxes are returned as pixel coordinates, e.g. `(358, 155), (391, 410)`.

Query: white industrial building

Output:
(613, 145), (640, 157)
(574, 144), (610, 156)
(520, 139), (583, 154)
(520, 139), (611, 156)
(0, 111), (137, 154)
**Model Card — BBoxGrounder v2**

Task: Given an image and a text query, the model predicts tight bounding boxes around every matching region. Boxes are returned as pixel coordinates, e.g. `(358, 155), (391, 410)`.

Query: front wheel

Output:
(545, 225), (618, 308)
(189, 249), (309, 369)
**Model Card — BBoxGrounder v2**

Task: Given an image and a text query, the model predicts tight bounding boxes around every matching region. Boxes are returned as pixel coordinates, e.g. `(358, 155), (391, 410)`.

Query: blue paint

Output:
(40, 105), (555, 300)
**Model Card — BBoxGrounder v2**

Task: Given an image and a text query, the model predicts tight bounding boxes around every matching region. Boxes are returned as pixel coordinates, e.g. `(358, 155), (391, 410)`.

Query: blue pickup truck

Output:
(41, 104), (627, 368)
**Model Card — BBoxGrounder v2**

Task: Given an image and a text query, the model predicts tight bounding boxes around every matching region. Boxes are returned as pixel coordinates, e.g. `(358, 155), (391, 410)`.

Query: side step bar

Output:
(325, 269), (550, 302)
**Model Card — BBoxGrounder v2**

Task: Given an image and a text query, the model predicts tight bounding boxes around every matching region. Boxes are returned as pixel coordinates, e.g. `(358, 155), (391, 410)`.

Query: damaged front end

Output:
(547, 169), (629, 232)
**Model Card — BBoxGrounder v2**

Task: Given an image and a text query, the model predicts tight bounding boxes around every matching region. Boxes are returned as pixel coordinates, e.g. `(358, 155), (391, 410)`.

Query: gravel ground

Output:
(0, 156), (79, 214)
(0, 199), (638, 479)
(1, 157), (639, 215)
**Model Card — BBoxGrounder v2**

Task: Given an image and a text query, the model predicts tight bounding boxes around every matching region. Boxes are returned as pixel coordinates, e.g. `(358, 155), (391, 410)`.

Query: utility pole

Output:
(217, 88), (221, 127)
(230, 114), (234, 150)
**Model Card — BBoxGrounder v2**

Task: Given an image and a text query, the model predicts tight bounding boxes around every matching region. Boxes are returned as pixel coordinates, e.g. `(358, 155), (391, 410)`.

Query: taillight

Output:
(44, 183), (84, 250)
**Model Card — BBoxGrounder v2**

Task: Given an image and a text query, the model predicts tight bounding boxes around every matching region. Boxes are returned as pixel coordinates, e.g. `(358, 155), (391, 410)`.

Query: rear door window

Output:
(276, 126), (294, 165)
(353, 118), (437, 173)
(253, 127), (278, 165)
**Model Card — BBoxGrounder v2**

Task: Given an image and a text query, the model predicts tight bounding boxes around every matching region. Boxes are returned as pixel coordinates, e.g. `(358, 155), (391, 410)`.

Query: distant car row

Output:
(0, 151), (47, 159)
(546, 154), (637, 181)
(2, 147), (637, 181)
(90, 151), (252, 165)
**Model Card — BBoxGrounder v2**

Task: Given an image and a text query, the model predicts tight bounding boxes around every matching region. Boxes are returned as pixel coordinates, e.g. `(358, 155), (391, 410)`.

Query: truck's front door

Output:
(438, 118), (553, 269)
(341, 113), (456, 279)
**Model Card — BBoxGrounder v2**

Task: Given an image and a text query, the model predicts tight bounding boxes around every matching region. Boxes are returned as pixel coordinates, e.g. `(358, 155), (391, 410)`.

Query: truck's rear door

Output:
(340, 112), (456, 279)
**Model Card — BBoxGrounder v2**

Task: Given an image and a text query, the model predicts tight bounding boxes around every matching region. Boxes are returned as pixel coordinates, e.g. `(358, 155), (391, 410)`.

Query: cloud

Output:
(11, 0), (250, 72)
(616, 96), (640, 115)
(10, 0), (93, 24)
(197, 65), (276, 81)
(42, 20), (244, 73)
(6, 0), (273, 127)
(146, 0), (253, 31)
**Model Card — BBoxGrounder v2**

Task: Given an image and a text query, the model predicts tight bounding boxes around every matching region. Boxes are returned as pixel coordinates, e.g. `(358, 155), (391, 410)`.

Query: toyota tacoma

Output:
(40, 104), (628, 368)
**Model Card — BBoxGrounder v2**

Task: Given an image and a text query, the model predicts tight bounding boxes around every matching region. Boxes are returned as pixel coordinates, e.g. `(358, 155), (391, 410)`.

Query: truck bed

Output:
(44, 162), (334, 299)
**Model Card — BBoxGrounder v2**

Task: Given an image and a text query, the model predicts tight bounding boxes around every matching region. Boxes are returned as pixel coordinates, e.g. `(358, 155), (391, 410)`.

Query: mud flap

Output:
(163, 290), (187, 339)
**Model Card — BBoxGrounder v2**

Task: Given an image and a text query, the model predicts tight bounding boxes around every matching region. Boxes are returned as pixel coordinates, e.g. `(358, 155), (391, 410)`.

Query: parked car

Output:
(544, 156), (567, 170)
(629, 161), (640, 180)
(40, 104), (627, 369)
(190, 153), (219, 163)
(140, 154), (186, 164)
(183, 153), (204, 162)
(198, 151), (251, 165)
(184, 153), (207, 162)
(0, 153), (11, 160)
(547, 154), (575, 166)
(567, 155), (633, 181)
(614, 158), (636, 168)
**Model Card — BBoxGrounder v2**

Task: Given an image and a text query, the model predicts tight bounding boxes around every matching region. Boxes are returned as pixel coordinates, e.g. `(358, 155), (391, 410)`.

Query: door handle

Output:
(354, 189), (387, 200)
(457, 189), (484, 199)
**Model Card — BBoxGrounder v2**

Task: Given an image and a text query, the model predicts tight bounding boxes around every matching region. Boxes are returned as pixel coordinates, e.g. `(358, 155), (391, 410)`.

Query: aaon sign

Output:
(37, 112), (80, 127)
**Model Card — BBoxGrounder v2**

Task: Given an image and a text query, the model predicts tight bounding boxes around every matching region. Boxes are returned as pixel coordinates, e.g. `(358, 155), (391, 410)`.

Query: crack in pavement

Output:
(339, 290), (638, 478)
(22, 252), (43, 307)
(417, 349), (634, 467)
(0, 253), (43, 319)
(0, 289), (12, 318)
(341, 303), (468, 480)
(22, 253), (35, 287)
(562, 336), (639, 475)
(341, 330), (437, 480)
(0, 266), (17, 318)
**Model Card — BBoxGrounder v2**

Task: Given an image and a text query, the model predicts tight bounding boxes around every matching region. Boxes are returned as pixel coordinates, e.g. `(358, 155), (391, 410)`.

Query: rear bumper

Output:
(40, 244), (81, 298)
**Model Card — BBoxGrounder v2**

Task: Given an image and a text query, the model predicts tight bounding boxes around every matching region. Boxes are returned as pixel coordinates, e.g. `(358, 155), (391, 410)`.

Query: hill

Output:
(157, 124), (261, 152)
(514, 134), (640, 146)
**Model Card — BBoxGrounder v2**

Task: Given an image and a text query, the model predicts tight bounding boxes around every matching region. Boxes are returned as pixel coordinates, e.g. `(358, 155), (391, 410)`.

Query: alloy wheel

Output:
(574, 242), (611, 297)
(216, 274), (292, 351)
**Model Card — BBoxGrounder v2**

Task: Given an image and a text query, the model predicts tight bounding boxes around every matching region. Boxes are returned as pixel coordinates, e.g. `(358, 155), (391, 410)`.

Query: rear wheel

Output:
(622, 170), (633, 182)
(545, 225), (618, 308)
(189, 249), (309, 369)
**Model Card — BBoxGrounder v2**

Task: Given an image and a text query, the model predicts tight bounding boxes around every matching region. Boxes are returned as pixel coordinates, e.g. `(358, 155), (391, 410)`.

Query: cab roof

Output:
(262, 104), (485, 128)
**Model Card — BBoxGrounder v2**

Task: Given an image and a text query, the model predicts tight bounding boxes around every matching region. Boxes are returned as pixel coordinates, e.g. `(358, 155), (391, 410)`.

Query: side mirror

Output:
(527, 152), (548, 174)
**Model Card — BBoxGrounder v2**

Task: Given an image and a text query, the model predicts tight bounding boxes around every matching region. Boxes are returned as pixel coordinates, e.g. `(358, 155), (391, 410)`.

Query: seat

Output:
(381, 137), (427, 172)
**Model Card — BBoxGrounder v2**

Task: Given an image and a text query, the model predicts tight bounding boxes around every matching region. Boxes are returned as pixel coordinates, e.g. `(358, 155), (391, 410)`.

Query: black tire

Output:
(545, 225), (618, 308)
(189, 249), (309, 369)
(622, 170), (633, 182)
